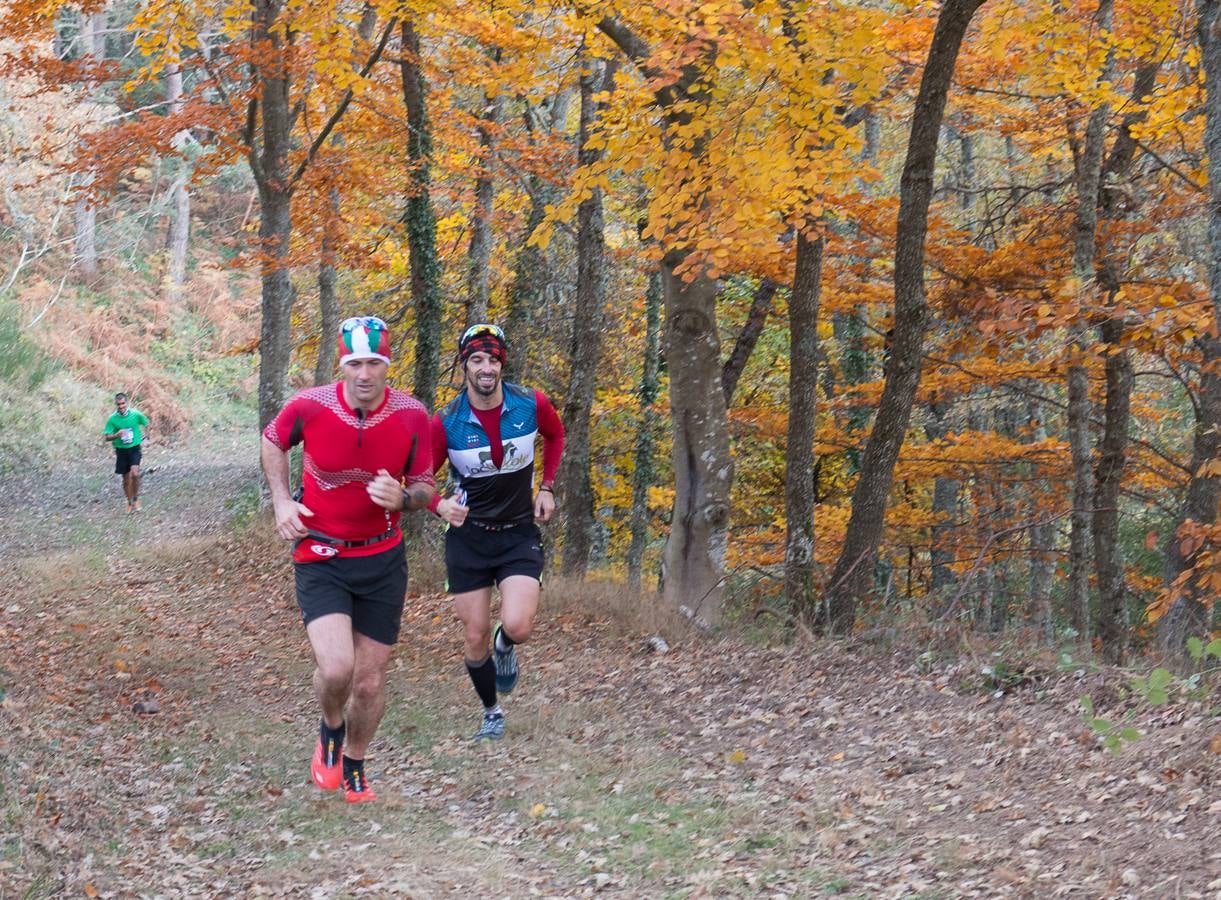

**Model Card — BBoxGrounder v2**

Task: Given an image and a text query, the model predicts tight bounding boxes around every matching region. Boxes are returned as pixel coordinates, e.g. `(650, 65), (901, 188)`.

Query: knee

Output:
(130, 465), (141, 477)
(501, 616), (533, 643)
(463, 623), (491, 653)
(315, 657), (354, 692)
(351, 670), (385, 704)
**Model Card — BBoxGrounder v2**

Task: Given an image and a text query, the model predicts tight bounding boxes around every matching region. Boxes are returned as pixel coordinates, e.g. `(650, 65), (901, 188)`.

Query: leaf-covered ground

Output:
(2, 427), (1218, 898)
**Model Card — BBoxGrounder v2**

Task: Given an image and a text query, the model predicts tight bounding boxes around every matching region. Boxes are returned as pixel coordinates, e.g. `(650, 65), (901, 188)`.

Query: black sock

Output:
(496, 625), (518, 651)
(342, 754), (364, 784)
(320, 719), (345, 764)
(465, 654), (498, 708)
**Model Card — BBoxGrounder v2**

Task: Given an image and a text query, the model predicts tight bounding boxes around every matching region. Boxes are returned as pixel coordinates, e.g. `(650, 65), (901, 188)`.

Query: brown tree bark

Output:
(505, 92), (571, 382)
(722, 278), (778, 405)
(465, 49), (503, 327)
(627, 266), (663, 593)
(822, 0), (988, 632)
(1066, 0), (1115, 643)
(786, 231), (823, 618)
(245, 8), (394, 427)
(560, 57), (616, 578)
(248, 0), (295, 429)
(314, 186), (341, 385)
(1093, 314), (1133, 662)
(1160, 0), (1221, 661)
(400, 19), (442, 410)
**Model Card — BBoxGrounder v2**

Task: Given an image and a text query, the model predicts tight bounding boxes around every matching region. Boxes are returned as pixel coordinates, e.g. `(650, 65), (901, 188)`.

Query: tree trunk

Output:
(465, 55), (503, 327)
(722, 278), (778, 405)
(73, 11), (104, 279)
(597, 16), (733, 622)
(560, 58), (615, 578)
(1025, 395), (1055, 641)
(314, 186), (340, 385)
(661, 262), (733, 625)
(924, 396), (960, 601)
(1160, 0), (1221, 660)
(505, 93), (571, 382)
(1093, 316), (1132, 662)
(250, 0), (296, 429)
(165, 61), (190, 300)
(400, 19), (443, 411)
(627, 266), (663, 594)
(822, 0), (987, 632)
(1067, 0), (1115, 644)
(786, 231), (823, 619)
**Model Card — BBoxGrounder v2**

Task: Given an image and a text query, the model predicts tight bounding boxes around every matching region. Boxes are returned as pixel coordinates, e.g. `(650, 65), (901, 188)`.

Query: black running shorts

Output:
(445, 521), (545, 595)
(294, 542), (408, 645)
(114, 445), (142, 475)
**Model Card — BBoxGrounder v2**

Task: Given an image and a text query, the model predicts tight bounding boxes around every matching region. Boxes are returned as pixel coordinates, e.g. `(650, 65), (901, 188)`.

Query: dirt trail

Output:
(1, 425), (1218, 898)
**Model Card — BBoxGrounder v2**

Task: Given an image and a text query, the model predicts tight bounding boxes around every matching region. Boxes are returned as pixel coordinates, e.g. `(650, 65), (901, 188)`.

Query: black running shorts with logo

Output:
(114, 444), (142, 475)
(445, 521), (545, 594)
(294, 542), (407, 645)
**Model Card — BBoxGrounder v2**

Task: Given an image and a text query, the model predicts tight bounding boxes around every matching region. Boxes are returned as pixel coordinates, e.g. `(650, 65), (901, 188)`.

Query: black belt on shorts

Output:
(467, 518), (529, 532)
(296, 527), (397, 549)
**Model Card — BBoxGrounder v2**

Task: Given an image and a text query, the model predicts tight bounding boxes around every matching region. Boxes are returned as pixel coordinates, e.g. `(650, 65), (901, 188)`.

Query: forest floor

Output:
(1, 424), (1218, 899)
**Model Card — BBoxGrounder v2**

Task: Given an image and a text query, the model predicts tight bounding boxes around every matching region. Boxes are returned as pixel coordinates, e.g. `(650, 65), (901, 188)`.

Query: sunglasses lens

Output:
(342, 316), (387, 332)
(461, 324), (504, 346)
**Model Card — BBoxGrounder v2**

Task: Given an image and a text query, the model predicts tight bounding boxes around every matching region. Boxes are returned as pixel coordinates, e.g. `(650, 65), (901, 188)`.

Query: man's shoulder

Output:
(286, 383), (340, 410)
(503, 381), (534, 402)
(385, 387), (427, 415)
(439, 392), (466, 420)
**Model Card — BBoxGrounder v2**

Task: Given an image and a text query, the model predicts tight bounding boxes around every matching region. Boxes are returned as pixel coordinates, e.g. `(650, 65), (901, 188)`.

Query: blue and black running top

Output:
(430, 381), (565, 525)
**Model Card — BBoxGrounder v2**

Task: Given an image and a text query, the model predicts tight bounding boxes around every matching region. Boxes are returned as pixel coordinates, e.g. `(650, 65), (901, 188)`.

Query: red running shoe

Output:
(311, 738), (342, 791)
(343, 769), (378, 804)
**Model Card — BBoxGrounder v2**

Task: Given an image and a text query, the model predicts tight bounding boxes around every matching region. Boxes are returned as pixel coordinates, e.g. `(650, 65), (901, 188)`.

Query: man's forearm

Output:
(260, 437), (294, 504)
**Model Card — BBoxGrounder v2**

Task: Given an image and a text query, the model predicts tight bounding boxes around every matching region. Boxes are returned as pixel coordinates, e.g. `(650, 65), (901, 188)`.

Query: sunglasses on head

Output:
(341, 316), (387, 332)
(459, 323), (505, 349)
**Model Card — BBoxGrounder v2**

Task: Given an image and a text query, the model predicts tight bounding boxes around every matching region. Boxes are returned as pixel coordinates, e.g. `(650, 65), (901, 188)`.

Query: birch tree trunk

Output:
(823, 0), (988, 632)
(165, 61), (191, 301)
(73, 11), (104, 279)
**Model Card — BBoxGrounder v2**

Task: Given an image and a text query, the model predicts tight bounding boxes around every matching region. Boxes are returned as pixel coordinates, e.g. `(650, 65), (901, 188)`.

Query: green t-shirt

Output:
(105, 409), (149, 449)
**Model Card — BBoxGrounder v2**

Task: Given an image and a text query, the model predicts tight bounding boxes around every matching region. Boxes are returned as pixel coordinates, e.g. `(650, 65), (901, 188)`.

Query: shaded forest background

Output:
(0, 0), (1218, 663)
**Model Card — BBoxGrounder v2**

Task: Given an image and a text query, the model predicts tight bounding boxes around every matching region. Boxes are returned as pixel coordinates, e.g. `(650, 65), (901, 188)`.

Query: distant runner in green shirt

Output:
(103, 392), (149, 513)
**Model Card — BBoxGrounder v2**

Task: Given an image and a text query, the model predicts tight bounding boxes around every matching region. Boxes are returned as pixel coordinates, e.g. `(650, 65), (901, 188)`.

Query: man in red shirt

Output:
(261, 316), (434, 803)
(430, 324), (564, 741)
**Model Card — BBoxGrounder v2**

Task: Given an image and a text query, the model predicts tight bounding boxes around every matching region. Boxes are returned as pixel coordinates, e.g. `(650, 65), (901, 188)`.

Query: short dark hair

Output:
(115, 392), (128, 401)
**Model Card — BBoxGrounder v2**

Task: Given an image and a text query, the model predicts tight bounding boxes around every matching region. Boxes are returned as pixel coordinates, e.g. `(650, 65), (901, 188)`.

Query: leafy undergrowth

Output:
(2, 514), (1219, 896)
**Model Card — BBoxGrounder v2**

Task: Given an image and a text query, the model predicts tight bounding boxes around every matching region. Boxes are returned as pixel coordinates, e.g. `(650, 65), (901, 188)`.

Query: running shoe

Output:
(127, 501), (135, 514)
(473, 710), (505, 742)
(343, 769), (378, 804)
(132, 499), (141, 512)
(492, 623), (519, 694)
(311, 738), (343, 791)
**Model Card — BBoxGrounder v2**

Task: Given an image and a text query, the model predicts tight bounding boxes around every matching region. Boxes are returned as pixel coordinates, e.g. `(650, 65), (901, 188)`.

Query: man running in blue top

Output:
(429, 324), (565, 741)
